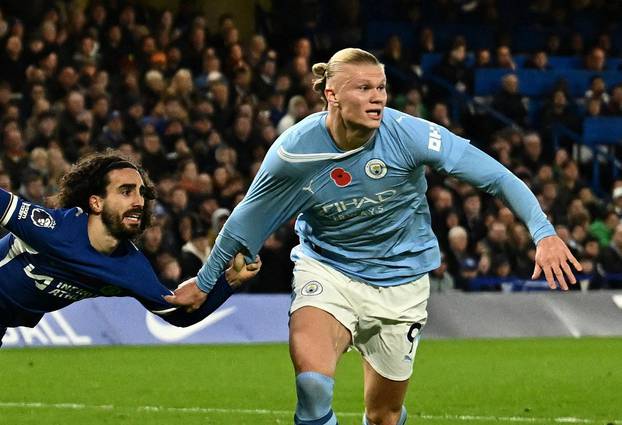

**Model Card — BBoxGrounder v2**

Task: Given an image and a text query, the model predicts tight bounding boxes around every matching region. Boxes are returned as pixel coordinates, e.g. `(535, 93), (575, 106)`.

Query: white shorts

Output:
(290, 254), (430, 381)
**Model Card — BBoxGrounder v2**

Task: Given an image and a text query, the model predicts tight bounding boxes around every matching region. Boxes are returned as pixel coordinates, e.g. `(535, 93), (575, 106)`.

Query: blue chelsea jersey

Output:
(0, 189), (234, 328)
(198, 107), (555, 289)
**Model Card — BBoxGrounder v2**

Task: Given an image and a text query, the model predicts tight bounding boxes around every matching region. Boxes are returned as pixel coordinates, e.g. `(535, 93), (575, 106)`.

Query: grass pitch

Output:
(1, 338), (621, 424)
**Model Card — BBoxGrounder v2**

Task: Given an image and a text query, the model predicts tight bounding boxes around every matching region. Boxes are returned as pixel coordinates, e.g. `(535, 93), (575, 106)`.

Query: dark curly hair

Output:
(56, 150), (156, 232)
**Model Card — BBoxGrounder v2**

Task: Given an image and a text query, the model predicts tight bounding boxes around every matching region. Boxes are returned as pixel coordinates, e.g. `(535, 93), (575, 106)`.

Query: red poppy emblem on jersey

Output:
(330, 167), (352, 187)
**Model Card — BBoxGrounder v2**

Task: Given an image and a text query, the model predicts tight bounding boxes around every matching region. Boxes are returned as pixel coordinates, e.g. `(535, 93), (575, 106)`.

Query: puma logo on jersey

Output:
(302, 179), (315, 195)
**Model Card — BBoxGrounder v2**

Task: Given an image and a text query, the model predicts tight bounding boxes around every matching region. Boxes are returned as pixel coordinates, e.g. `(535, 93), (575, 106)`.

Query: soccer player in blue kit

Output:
(167, 48), (581, 425)
(0, 151), (260, 347)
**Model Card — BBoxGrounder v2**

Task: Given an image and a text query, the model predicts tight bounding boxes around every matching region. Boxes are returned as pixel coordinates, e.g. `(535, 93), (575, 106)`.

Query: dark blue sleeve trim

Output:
(157, 274), (234, 327)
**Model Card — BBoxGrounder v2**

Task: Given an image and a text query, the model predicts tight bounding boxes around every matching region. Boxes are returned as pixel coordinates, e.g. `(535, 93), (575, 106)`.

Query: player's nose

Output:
(133, 192), (145, 207)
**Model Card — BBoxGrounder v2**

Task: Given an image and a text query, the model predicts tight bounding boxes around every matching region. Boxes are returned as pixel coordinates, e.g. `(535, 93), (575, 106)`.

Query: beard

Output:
(101, 205), (143, 240)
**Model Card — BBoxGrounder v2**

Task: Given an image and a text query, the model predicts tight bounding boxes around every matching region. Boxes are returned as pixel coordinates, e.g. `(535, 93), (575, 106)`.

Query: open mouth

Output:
(123, 211), (143, 224)
(366, 108), (382, 119)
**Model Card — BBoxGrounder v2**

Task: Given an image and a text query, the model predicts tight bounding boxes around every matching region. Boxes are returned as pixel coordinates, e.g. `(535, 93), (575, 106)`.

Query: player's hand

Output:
(225, 253), (262, 289)
(532, 235), (582, 290)
(164, 279), (207, 313)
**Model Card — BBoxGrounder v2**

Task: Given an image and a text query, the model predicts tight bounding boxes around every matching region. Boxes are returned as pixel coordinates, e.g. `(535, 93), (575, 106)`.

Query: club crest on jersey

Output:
(364, 159), (387, 179)
(301, 281), (323, 296)
(31, 208), (56, 229)
(330, 167), (352, 187)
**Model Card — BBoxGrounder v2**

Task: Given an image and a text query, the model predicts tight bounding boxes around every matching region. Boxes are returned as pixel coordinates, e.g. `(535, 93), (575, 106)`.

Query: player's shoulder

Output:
(19, 201), (85, 231)
(380, 107), (436, 150)
(381, 107), (433, 134)
(275, 111), (328, 154)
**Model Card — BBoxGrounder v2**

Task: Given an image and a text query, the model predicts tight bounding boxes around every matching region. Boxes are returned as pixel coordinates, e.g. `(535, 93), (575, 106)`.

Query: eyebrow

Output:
(117, 183), (138, 191)
(350, 78), (386, 85)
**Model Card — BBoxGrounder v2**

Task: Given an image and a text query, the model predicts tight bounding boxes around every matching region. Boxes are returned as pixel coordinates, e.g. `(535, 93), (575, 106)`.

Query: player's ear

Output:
(324, 87), (336, 103)
(325, 88), (338, 106)
(89, 195), (103, 213)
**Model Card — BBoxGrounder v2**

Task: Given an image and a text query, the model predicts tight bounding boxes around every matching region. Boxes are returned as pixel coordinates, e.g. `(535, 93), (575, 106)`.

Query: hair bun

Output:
(311, 62), (328, 78)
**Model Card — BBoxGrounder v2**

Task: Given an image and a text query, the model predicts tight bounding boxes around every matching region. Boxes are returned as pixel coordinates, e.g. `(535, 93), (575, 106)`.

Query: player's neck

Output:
(87, 215), (121, 255)
(326, 112), (375, 151)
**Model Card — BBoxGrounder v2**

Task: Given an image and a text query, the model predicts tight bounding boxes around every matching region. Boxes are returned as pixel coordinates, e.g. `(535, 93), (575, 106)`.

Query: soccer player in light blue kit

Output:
(167, 48), (581, 425)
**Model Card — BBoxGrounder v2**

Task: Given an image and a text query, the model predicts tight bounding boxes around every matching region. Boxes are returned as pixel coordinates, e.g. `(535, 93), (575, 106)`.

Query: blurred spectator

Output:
(277, 95), (309, 135)
(398, 87), (428, 118)
(252, 58), (277, 101)
(211, 207), (230, 237)
(584, 76), (609, 106)
(584, 97), (603, 118)
(0, 36), (27, 91)
(58, 90), (85, 145)
(567, 32), (585, 57)
(430, 101), (463, 135)
(2, 128), (29, 188)
(491, 254), (514, 291)
(19, 171), (46, 204)
(461, 192), (487, 248)
(605, 84), (622, 116)
(539, 89), (581, 150)
(597, 223), (622, 289)
(545, 33), (562, 56)
(140, 223), (166, 271)
(589, 210), (620, 247)
(430, 187), (455, 246)
(446, 226), (478, 290)
(179, 214), (212, 280)
(429, 252), (456, 293)
(431, 36), (471, 103)
(381, 35), (417, 95)
(478, 220), (513, 261)
(95, 110), (125, 151)
(157, 253), (182, 290)
(494, 45), (516, 70)
(415, 27), (435, 63)
(521, 132), (546, 173)
(491, 74), (527, 127)
(474, 48), (492, 68)
(524, 50), (550, 71)
(613, 185), (622, 218)
(584, 46), (606, 72)
(509, 223), (535, 278)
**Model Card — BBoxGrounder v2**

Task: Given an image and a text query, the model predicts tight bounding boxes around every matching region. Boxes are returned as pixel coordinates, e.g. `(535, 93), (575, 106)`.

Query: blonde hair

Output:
(311, 48), (383, 106)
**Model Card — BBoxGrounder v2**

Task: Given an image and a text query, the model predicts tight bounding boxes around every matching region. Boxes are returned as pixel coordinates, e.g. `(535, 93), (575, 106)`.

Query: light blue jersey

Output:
(198, 107), (555, 289)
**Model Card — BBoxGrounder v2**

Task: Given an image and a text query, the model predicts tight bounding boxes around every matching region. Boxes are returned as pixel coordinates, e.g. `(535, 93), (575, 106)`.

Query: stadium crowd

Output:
(0, 0), (621, 293)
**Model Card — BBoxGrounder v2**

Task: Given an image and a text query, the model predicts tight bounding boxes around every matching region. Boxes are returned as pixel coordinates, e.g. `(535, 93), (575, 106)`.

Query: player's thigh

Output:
(363, 359), (409, 417)
(289, 254), (356, 376)
(355, 276), (429, 381)
(289, 306), (352, 376)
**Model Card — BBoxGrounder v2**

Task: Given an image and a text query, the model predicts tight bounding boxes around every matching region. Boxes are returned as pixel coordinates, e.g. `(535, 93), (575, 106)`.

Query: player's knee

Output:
(295, 371), (335, 423)
(364, 405), (407, 425)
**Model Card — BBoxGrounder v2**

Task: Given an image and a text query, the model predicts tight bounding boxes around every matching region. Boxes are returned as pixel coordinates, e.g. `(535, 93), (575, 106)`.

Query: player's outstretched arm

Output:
(164, 253), (261, 313)
(532, 235), (582, 291)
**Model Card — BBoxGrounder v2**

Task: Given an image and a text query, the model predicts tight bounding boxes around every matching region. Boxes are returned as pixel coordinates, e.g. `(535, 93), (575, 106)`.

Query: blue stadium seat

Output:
(583, 117), (622, 145)
(607, 58), (622, 70)
(474, 69), (622, 97)
(582, 118), (622, 194)
(420, 53), (443, 74)
(420, 52), (475, 75)
(548, 56), (582, 70)
(364, 21), (416, 49)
